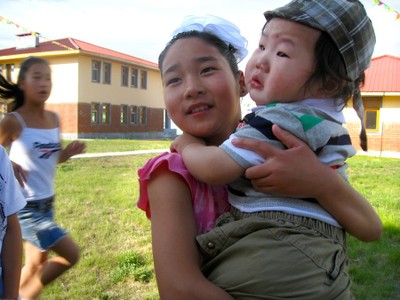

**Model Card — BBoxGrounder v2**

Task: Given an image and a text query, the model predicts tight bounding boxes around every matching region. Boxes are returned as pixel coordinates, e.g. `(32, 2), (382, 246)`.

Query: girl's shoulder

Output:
(14, 109), (59, 129)
(1, 112), (21, 129)
(45, 110), (60, 127)
(138, 152), (187, 180)
(0, 113), (23, 146)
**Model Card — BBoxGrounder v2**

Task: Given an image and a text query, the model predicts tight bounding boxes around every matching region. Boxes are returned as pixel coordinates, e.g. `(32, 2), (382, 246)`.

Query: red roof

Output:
(362, 55), (400, 93)
(0, 37), (158, 68)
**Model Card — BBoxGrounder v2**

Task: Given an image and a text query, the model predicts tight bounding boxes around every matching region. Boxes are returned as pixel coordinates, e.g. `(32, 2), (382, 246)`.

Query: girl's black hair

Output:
(158, 30), (239, 77)
(0, 56), (49, 111)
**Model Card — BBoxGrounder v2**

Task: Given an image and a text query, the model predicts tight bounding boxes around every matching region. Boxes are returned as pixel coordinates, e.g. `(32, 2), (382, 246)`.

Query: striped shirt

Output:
(221, 98), (356, 227)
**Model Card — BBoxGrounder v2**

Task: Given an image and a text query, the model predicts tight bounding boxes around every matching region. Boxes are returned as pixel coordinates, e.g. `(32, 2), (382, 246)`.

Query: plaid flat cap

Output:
(264, 0), (376, 151)
(264, 0), (375, 82)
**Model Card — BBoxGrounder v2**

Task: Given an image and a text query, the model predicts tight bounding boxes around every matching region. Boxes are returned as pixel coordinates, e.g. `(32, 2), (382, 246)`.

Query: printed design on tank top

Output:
(34, 142), (61, 159)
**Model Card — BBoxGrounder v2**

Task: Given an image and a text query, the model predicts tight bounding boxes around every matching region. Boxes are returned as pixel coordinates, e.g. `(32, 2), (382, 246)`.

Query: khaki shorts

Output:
(197, 209), (353, 300)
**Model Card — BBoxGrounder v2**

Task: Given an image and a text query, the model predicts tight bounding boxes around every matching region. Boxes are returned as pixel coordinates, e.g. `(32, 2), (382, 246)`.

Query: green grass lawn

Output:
(346, 156), (400, 299)
(40, 140), (399, 299)
(62, 139), (171, 154)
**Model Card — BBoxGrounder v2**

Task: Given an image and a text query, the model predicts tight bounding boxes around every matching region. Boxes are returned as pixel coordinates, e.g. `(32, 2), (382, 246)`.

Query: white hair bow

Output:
(172, 14), (248, 63)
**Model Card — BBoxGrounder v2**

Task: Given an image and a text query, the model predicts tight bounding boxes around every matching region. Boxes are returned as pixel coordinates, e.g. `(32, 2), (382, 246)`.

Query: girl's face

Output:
(245, 18), (321, 105)
(19, 62), (52, 105)
(161, 37), (242, 146)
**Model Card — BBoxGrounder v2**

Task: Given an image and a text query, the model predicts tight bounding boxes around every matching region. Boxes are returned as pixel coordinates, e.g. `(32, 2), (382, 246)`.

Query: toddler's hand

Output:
(170, 133), (205, 153)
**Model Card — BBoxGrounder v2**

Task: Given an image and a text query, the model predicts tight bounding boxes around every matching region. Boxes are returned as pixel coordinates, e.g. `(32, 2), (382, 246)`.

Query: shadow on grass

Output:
(348, 223), (400, 300)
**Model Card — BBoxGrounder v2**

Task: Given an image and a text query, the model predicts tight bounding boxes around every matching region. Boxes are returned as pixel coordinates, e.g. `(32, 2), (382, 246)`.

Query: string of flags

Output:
(373, 0), (400, 20)
(0, 15), (75, 51)
(0, 0), (398, 52)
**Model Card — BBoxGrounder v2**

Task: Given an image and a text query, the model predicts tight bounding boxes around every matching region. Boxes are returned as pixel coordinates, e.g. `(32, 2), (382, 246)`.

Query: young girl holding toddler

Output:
(138, 10), (381, 299)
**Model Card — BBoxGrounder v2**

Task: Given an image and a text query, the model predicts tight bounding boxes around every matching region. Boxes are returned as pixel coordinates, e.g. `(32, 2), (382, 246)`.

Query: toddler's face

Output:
(245, 18), (321, 105)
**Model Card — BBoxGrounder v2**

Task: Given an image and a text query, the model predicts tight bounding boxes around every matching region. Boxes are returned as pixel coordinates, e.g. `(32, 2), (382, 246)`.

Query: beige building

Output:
(344, 55), (400, 153)
(0, 34), (175, 139)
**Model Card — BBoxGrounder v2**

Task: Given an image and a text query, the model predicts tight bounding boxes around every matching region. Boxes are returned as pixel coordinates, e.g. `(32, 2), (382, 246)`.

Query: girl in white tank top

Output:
(0, 56), (85, 299)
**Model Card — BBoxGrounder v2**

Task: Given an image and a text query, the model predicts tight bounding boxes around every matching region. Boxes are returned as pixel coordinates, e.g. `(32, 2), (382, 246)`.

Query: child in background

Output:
(139, 11), (381, 299)
(0, 56), (85, 299)
(172, 1), (380, 298)
(0, 145), (26, 300)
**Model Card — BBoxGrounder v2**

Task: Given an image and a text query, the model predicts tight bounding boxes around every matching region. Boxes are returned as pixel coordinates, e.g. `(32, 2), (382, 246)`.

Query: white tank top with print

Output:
(9, 112), (61, 201)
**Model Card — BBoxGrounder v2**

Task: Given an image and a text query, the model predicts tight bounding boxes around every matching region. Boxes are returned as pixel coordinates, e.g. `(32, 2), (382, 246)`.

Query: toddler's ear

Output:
(238, 71), (248, 97)
(325, 79), (340, 95)
(314, 78), (340, 98)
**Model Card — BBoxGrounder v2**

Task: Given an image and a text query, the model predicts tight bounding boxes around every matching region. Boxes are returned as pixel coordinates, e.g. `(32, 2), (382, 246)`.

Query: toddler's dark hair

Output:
(308, 31), (365, 109)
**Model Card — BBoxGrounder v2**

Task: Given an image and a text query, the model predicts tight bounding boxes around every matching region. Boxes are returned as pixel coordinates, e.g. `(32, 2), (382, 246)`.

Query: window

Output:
(131, 68), (138, 88)
(130, 105), (138, 125)
(91, 103), (100, 124)
(6, 64), (14, 81)
(103, 62), (111, 84)
(0, 102), (7, 121)
(363, 98), (381, 132)
(92, 60), (101, 83)
(101, 103), (111, 124)
(139, 106), (147, 125)
(140, 70), (147, 89)
(120, 105), (128, 124)
(164, 109), (171, 129)
(121, 66), (129, 87)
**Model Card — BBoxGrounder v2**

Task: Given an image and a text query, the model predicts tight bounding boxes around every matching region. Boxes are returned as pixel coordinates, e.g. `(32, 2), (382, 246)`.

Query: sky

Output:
(1, 0), (400, 72)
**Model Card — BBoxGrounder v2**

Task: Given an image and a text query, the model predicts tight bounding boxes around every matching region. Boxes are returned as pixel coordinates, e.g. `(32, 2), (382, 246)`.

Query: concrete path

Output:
(356, 151), (400, 159)
(71, 149), (400, 159)
(71, 149), (169, 159)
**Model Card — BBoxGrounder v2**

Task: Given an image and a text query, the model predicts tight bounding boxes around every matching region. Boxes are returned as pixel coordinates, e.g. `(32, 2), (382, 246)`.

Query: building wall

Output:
(1, 44), (169, 139)
(47, 56), (80, 104)
(77, 55), (164, 108)
(0, 58), (19, 82)
(44, 54), (167, 139)
(345, 95), (400, 152)
(46, 102), (78, 134)
(379, 97), (400, 151)
(46, 102), (169, 139)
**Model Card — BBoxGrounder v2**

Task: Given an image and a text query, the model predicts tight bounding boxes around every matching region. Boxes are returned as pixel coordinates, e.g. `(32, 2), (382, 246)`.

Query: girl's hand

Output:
(170, 133), (205, 154)
(59, 140), (86, 163)
(232, 124), (323, 197)
(65, 140), (86, 157)
(11, 161), (28, 188)
(233, 124), (382, 241)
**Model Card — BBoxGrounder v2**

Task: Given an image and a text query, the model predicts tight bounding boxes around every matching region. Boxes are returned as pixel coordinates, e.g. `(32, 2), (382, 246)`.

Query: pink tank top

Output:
(137, 152), (230, 234)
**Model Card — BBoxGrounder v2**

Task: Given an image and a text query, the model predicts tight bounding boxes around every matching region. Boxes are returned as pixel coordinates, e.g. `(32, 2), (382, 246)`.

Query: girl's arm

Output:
(172, 133), (243, 185)
(147, 164), (233, 300)
(0, 115), (28, 187)
(2, 213), (22, 300)
(232, 125), (382, 242)
(0, 114), (19, 148)
(58, 140), (86, 163)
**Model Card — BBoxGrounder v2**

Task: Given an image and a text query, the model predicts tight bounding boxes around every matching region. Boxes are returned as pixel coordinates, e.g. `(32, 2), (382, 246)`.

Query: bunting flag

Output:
(373, 0), (400, 20)
(0, 15), (75, 51)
